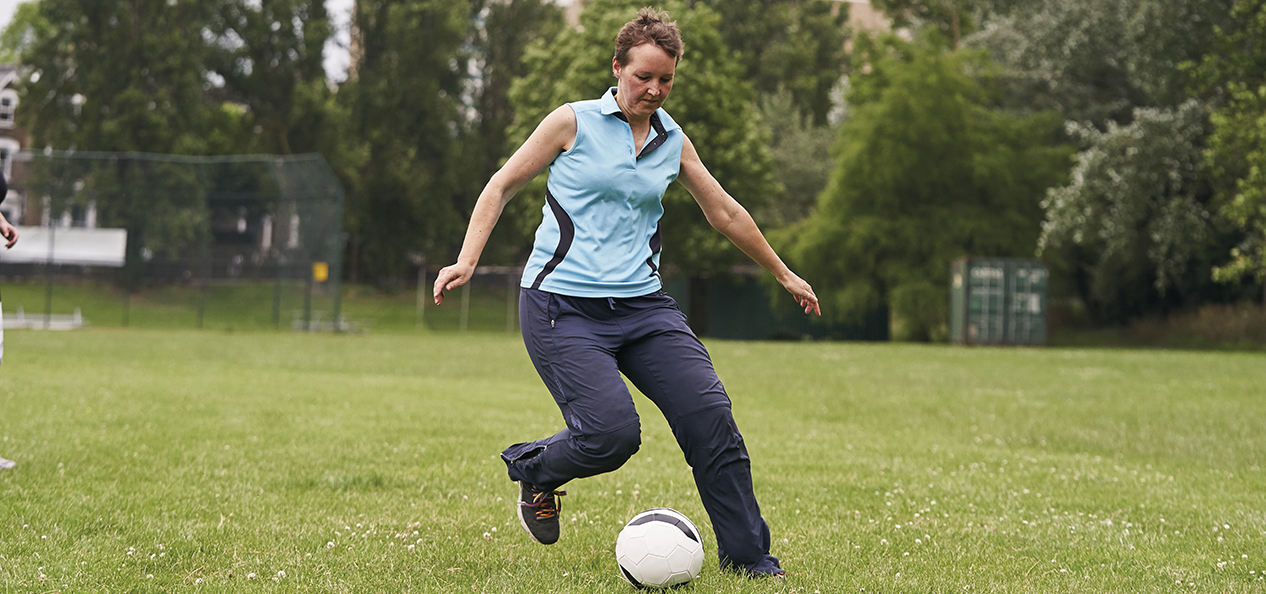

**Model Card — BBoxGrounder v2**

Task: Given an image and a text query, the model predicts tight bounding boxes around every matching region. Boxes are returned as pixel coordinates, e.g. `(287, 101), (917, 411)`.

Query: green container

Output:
(950, 258), (1047, 346)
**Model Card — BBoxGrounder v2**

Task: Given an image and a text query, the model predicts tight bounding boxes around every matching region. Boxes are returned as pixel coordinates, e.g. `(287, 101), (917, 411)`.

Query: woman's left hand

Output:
(779, 272), (820, 316)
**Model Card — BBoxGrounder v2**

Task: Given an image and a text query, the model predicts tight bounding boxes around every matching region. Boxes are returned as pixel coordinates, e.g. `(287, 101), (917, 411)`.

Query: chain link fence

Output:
(0, 151), (346, 331)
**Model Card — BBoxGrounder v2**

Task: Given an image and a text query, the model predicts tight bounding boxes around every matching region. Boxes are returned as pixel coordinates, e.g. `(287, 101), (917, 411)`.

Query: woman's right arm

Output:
(433, 106), (576, 305)
(0, 212), (17, 248)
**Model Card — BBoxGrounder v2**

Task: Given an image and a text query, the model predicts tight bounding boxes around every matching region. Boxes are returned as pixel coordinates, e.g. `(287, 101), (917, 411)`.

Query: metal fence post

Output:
(303, 268), (313, 331)
(507, 269), (517, 333)
(460, 283), (470, 333)
(43, 224), (55, 330)
(416, 255), (427, 330)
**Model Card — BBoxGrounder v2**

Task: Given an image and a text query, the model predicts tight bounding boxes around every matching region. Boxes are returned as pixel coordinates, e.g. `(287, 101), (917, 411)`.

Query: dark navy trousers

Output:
(501, 288), (781, 574)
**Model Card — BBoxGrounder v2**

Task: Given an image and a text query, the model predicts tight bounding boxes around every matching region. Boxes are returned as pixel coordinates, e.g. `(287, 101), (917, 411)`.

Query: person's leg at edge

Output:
(616, 295), (783, 577)
(501, 289), (643, 544)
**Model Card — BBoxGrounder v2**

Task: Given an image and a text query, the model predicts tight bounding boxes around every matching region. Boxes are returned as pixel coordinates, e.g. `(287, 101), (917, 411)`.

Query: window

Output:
(0, 90), (17, 128)
(0, 138), (17, 178)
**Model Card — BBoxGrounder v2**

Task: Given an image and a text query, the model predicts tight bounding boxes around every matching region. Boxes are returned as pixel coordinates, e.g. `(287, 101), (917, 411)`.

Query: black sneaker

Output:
(516, 481), (566, 545)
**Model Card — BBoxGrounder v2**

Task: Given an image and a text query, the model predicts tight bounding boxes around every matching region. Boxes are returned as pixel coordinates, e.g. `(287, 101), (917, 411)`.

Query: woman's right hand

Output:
(0, 214), (17, 248)
(433, 262), (475, 305)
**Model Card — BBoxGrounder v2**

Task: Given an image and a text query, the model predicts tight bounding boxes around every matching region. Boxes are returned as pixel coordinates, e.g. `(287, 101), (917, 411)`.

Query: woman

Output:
(433, 8), (818, 579)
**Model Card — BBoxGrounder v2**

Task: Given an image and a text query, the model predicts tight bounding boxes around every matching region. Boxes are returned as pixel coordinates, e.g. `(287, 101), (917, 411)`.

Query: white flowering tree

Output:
(1038, 102), (1242, 323)
(964, 0), (1235, 129)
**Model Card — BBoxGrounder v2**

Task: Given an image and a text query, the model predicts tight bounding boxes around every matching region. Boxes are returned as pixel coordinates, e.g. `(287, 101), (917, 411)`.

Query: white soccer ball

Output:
(615, 508), (705, 588)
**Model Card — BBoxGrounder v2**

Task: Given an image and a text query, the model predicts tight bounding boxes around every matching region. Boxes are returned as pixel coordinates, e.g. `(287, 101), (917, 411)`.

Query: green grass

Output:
(0, 280), (519, 333)
(1, 329), (1264, 592)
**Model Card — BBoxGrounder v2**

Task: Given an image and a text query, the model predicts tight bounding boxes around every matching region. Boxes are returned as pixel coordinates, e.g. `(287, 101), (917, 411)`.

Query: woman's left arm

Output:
(677, 134), (820, 316)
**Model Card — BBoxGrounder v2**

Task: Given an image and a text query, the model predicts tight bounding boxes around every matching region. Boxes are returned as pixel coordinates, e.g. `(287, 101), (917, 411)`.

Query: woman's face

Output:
(613, 43), (676, 119)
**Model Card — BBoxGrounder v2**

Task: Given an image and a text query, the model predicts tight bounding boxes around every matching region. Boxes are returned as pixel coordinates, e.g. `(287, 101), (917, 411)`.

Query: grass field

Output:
(0, 279), (520, 334)
(1, 329), (1264, 592)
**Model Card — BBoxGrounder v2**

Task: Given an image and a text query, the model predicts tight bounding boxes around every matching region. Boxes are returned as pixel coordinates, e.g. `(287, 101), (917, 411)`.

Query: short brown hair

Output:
(614, 7), (684, 66)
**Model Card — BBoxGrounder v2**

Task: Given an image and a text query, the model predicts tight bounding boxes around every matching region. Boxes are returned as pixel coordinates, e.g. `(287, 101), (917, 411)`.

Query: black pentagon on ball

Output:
(620, 563), (647, 589)
(626, 512), (700, 544)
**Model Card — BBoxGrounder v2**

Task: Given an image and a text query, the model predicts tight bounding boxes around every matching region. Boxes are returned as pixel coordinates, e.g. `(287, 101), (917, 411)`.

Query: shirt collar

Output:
(599, 87), (680, 130)
(599, 87), (678, 159)
(599, 87), (623, 116)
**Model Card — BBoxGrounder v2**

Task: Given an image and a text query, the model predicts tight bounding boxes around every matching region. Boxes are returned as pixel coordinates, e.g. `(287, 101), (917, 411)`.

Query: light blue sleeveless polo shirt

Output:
(521, 87), (685, 298)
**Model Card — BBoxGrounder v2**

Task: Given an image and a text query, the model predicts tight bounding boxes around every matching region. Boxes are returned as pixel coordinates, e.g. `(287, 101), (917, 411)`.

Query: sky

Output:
(0, 0), (358, 82)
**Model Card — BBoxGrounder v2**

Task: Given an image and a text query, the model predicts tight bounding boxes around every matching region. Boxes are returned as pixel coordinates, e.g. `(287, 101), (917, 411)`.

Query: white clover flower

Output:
(327, 541), (335, 549)
(247, 573), (257, 579)
(277, 570), (286, 578)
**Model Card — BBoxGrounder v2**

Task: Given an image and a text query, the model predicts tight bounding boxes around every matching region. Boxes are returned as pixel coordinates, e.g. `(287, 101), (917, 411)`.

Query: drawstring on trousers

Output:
(607, 297), (616, 310)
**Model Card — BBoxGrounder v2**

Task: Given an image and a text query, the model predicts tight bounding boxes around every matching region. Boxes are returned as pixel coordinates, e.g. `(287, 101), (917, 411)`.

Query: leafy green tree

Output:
(506, 0), (780, 277)
(205, 0), (335, 155)
(693, 0), (847, 125)
(1192, 0), (1266, 289)
(12, 0), (222, 153)
(784, 34), (1073, 340)
(0, 2), (46, 64)
(1038, 102), (1243, 323)
(464, 0), (565, 264)
(4, 0), (243, 288)
(342, 0), (473, 279)
(872, 0), (984, 49)
(755, 89), (835, 228)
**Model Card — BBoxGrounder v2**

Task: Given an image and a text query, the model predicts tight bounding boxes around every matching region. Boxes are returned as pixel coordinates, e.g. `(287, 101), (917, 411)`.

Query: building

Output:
(0, 64), (23, 225)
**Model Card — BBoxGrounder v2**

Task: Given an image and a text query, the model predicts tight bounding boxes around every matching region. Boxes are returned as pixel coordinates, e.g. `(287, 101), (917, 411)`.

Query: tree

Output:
(205, 0), (335, 156)
(1192, 0), (1266, 290)
(872, 0), (987, 50)
(783, 34), (1073, 340)
(1038, 102), (1243, 323)
(342, 0), (474, 280)
(963, 0), (1235, 129)
(693, 0), (848, 125)
(464, 0), (565, 265)
(13, 0), (222, 153)
(506, 0), (781, 277)
(755, 89), (835, 229)
(5, 0), (245, 288)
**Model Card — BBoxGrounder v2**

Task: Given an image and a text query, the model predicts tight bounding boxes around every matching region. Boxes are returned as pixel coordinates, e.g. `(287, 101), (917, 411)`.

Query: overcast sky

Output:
(0, 0), (358, 82)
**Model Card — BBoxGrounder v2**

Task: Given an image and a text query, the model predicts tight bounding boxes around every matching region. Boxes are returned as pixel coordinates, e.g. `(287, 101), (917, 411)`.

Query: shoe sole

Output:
(516, 481), (546, 545)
